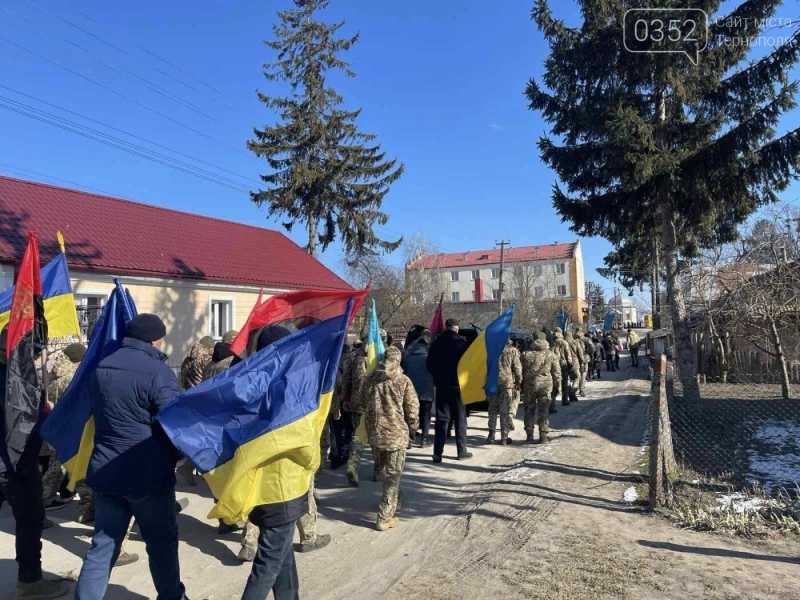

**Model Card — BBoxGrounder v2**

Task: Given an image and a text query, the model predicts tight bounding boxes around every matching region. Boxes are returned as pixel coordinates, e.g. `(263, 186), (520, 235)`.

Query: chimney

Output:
(474, 278), (484, 303)
(462, 252), (468, 261)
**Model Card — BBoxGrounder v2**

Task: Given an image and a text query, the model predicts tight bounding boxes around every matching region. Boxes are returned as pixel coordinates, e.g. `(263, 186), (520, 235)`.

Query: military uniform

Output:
(180, 339), (214, 390)
(580, 332), (596, 384)
(488, 342), (522, 444)
(343, 346), (369, 485)
(551, 332), (578, 406)
(565, 331), (586, 398)
(361, 347), (419, 530)
(521, 337), (560, 443)
(42, 352), (79, 506)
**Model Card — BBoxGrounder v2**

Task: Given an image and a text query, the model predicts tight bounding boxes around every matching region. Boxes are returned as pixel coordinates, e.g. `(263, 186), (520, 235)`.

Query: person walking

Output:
(487, 339), (522, 445)
(74, 314), (187, 600)
(601, 333), (617, 373)
(592, 336), (605, 379)
(363, 347), (419, 531)
(426, 319), (472, 462)
(179, 336), (215, 390)
(401, 330), (435, 448)
(521, 333), (560, 444)
(551, 328), (578, 406)
(0, 327), (70, 600)
(581, 331), (595, 384)
(626, 327), (641, 367)
(565, 331), (586, 399)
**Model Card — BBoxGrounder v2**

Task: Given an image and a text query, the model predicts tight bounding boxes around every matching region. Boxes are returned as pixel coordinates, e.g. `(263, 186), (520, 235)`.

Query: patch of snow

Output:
(497, 467), (539, 482)
(623, 487), (638, 503)
(747, 421), (800, 492)
(715, 493), (767, 514)
(691, 480), (700, 485)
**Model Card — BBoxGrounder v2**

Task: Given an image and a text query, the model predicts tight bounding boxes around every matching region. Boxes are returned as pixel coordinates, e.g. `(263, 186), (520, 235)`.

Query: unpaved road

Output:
(2, 357), (798, 599)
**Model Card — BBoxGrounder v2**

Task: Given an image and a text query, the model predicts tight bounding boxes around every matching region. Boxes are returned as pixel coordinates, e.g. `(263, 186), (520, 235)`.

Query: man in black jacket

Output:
(426, 319), (473, 463)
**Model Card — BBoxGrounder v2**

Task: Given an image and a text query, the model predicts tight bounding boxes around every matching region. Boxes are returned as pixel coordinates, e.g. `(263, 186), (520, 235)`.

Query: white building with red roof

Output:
(0, 176), (352, 365)
(407, 241), (587, 323)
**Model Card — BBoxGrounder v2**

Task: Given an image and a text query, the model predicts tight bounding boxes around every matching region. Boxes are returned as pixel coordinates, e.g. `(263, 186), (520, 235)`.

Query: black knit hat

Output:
(445, 318), (459, 328)
(256, 325), (293, 351)
(126, 314), (167, 343)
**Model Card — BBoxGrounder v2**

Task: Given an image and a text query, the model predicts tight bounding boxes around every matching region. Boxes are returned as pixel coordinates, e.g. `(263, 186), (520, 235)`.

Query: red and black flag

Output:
(3, 231), (48, 469)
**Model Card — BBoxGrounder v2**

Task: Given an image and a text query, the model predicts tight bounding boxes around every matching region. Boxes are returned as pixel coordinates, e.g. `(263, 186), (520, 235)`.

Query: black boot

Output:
(549, 406), (558, 414)
(525, 431), (535, 444)
(486, 431), (495, 444)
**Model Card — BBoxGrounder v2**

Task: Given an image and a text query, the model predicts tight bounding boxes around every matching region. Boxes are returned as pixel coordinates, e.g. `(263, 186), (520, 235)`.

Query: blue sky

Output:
(1, 0), (798, 310)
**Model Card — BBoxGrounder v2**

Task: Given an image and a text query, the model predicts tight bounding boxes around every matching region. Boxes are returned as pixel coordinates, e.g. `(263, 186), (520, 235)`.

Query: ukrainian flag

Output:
(156, 298), (354, 523)
(458, 305), (515, 405)
(355, 298), (385, 444)
(41, 280), (135, 488)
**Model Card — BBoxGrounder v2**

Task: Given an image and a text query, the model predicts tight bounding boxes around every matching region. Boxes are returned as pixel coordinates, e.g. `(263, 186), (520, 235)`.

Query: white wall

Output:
(440, 259), (572, 302)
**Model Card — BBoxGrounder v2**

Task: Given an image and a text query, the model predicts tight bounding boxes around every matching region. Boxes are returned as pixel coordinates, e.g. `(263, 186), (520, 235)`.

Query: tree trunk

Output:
(661, 202), (700, 402)
(769, 317), (791, 399)
(307, 214), (317, 258)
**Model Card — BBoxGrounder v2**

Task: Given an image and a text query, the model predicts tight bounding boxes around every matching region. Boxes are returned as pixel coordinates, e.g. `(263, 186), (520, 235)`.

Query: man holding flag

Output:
(1, 231), (69, 600)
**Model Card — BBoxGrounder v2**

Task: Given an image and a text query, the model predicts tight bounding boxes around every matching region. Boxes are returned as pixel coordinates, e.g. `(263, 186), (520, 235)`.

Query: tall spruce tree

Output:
(527, 0), (800, 400)
(248, 0), (404, 257)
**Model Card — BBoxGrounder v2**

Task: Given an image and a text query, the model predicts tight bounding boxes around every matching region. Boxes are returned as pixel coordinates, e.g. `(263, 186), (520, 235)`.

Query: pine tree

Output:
(248, 0), (404, 258)
(527, 0), (800, 400)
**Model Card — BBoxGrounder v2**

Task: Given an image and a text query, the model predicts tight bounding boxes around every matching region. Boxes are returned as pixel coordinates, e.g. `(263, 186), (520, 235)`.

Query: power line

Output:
(0, 35), (252, 159)
(0, 85), (257, 187)
(0, 161), (127, 197)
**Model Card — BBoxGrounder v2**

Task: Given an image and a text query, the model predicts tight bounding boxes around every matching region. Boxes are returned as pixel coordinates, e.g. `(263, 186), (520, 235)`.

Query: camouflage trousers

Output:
(374, 449), (406, 525)
(523, 392), (551, 436)
(488, 389), (514, 436)
(242, 520), (259, 552)
(579, 363), (588, 394)
(509, 389), (520, 426)
(296, 478), (319, 545)
(346, 413), (378, 482)
(318, 419), (331, 480)
(41, 443), (65, 507)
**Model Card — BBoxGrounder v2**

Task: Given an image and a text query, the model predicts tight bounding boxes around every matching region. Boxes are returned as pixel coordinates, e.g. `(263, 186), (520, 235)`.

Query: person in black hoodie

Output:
(425, 319), (472, 463)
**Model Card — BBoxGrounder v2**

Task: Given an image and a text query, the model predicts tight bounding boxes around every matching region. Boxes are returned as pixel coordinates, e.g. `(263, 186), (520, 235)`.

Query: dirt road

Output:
(2, 360), (798, 599)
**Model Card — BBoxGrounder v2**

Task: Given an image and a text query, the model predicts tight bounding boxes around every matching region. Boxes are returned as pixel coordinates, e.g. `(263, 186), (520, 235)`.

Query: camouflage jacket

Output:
(497, 344), (522, 390)
(342, 348), (368, 414)
(362, 360), (420, 451)
(551, 333), (578, 371)
(521, 339), (561, 396)
(567, 335), (587, 366)
(181, 343), (213, 390)
(581, 336), (596, 360)
(47, 353), (78, 403)
(203, 355), (234, 381)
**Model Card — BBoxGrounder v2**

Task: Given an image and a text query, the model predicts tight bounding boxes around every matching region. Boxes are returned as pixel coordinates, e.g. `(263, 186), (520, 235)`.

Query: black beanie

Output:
(256, 325), (293, 351)
(126, 314), (167, 343)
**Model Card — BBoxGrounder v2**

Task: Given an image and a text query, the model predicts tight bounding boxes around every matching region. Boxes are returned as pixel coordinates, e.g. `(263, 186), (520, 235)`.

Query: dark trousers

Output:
(331, 409), (354, 458)
(606, 355), (616, 372)
(615, 353), (621, 369)
(630, 347), (639, 367)
(419, 401), (433, 441)
(241, 521), (299, 600)
(433, 387), (467, 457)
(75, 489), (184, 600)
(4, 431), (45, 584)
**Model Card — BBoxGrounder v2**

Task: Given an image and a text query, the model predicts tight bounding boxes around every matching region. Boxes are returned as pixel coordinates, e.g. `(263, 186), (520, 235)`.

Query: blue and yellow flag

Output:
(156, 298), (353, 523)
(0, 233), (81, 339)
(458, 305), (515, 405)
(41, 280), (135, 488)
(355, 298), (385, 444)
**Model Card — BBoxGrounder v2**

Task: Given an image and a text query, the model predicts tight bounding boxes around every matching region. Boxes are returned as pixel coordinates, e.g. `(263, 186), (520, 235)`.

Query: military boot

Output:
(486, 431), (495, 444)
(536, 433), (550, 444)
(375, 517), (400, 532)
(498, 429), (509, 445)
(372, 466), (381, 482)
(525, 431), (535, 444)
(15, 579), (69, 600)
(346, 469), (359, 487)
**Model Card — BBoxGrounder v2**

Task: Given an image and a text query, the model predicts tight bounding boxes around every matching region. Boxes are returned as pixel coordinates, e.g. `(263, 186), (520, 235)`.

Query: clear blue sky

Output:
(1, 0), (798, 310)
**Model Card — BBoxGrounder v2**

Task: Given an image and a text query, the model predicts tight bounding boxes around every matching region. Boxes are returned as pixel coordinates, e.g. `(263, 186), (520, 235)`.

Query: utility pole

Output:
(496, 240), (510, 314)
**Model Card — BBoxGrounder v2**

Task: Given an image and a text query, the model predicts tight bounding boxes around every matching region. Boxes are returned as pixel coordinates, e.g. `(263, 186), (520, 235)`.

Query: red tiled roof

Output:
(0, 176), (352, 291)
(408, 242), (578, 270)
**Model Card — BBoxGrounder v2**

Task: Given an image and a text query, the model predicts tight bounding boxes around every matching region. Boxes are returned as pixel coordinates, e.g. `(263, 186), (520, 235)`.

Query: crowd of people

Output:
(0, 312), (642, 600)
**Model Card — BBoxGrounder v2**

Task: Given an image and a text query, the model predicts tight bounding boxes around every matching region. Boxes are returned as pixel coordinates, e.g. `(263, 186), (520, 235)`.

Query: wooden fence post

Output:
(649, 355), (674, 508)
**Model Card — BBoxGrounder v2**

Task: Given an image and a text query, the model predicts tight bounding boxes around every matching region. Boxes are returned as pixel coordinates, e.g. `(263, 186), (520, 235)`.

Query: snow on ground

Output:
(622, 487), (638, 503)
(747, 420), (800, 492)
(715, 493), (767, 514)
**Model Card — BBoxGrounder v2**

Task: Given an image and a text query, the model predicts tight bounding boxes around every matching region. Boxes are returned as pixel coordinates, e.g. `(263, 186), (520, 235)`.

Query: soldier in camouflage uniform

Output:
(42, 344), (84, 507)
(487, 339), (522, 445)
(362, 347), (419, 531)
(551, 329), (578, 406)
(580, 330), (596, 386)
(521, 333), (560, 444)
(179, 336), (215, 390)
(565, 331), (586, 400)
(203, 330), (238, 380)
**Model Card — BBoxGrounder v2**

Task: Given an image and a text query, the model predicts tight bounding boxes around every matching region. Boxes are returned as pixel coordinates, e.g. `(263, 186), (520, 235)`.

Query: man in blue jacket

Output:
(75, 314), (187, 600)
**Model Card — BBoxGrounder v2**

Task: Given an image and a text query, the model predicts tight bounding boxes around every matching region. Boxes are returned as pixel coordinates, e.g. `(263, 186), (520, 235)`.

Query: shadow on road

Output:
(637, 540), (800, 564)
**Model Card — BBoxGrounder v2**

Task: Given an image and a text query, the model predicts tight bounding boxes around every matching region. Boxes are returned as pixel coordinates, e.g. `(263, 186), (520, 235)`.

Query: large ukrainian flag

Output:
(41, 280), (136, 488)
(0, 240), (81, 339)
(355, 298), (385, 444)
(458, 305), (515, 405)
(157, 298), (354, 523)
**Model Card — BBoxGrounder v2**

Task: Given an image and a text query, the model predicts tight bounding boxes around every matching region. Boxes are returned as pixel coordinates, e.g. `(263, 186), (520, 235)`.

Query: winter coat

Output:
(362, 359), (420, 451)
(342, 348), (368, 413)
(602, 337), (617, 357)
(402, 341), (435, 403)
(180, 343), (212, 390)
(551, 333), (578, 372)
(203, 342), (236, 381)
(566, 335), (587, 367)
(47, 353), (78, 403)
(497, 344), (522, 390)
(86, 337), (181, 497)
(626, 330), (640, 350)
(426, 330), (467, 389)
(594, 342), (606, 363)
(581, 336), (596, 362)
(521, 339), (561, 397)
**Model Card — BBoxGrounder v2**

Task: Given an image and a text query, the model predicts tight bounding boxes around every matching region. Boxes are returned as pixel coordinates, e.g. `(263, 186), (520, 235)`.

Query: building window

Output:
(534, 286), (544, 298)
(556, 285), (567, 296)
(210, 298), (234, 339)
(513, 265), (523, 277)
(492, 289), (500, 300)
(533, 264), (543, 276)
(451, 292), (460, 302)
(471, 290), (476, 301)
(451, 271), (459, 282)
(75, 293), (106, 340)
(491, 268), (500, 279)
(471, 269), (480, 280)
(556, 263), (566, 275)
(413, 292), (424, 305)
